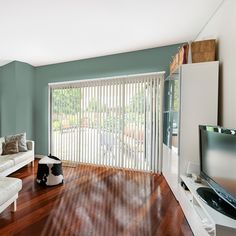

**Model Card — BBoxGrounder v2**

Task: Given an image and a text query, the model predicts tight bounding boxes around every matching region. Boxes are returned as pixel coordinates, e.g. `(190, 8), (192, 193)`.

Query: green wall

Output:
(0, 61), (34, 139)
(0, 62), (16, 136)
(15, 62), (34, 139)
(0, 44), (181, 155)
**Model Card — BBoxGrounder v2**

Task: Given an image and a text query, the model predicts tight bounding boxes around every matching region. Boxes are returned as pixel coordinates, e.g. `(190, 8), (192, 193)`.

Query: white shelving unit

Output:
(162, 61), (222, 235)
(162, 61), (219, 200)
(179, 175), (236, 236)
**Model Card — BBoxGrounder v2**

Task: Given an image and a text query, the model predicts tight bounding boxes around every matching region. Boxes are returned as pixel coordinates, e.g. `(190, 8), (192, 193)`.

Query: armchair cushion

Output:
(0, 177), (22, 206)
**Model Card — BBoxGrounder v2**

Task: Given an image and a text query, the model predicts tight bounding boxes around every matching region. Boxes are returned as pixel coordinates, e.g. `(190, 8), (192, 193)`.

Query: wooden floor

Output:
(0, 160), (193, 236)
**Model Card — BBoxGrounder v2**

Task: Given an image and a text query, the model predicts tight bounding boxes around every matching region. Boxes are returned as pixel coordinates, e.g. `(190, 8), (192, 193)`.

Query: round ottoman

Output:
(36, 155), (64, 186)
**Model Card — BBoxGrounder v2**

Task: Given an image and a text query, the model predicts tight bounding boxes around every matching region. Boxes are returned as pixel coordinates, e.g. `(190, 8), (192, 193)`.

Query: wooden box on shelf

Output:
(191, 39), (216, 63)
(170, 44), (189, 74)
(170, 53), (179, 75)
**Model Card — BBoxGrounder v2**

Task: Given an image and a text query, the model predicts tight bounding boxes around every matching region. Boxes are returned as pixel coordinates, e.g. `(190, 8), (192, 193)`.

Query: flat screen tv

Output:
(198, 125), (236, 218)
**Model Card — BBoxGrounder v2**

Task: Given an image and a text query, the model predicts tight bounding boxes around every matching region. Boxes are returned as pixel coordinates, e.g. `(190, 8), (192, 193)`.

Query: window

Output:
(49, 72), (164, 172)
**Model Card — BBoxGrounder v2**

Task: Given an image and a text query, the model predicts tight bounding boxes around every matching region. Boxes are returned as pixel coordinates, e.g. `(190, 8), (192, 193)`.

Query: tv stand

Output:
(197, 187), (236, 220)
(179, 175), (236, 236)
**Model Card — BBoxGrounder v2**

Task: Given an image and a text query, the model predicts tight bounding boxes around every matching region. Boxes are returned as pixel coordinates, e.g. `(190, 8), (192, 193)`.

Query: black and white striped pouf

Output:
(36, 155), (64, 186)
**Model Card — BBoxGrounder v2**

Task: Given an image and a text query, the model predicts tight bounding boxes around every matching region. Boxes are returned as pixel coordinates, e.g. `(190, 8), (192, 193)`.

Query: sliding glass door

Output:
(49, 73), (164, 172)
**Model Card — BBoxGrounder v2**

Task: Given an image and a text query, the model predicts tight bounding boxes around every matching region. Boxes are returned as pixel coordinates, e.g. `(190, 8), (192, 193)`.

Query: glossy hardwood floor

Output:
(0, 160), (193, 236)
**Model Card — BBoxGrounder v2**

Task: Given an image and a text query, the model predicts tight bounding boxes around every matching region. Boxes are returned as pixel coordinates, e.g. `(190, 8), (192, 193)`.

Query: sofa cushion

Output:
(7, 151), (33, 165)
(0, 177), (22, 206)
(5, 133), (28, 152)
(0, 157), (14, 173)
(2, 140), (19, 155)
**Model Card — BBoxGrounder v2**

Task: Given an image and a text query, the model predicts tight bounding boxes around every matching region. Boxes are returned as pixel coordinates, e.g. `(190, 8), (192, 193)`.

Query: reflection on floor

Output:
(0, 160), (192, 236)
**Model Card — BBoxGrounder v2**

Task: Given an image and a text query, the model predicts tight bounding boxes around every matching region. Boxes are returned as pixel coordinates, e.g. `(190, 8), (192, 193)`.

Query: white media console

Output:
(179, 175), (236, 236)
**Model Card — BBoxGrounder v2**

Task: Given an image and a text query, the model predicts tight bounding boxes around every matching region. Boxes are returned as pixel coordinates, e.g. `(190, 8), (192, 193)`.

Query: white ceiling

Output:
(0, 0), (223, 67)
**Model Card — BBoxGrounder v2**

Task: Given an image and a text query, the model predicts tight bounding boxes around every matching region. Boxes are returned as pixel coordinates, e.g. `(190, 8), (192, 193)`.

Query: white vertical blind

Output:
(49, 73), (164, 172)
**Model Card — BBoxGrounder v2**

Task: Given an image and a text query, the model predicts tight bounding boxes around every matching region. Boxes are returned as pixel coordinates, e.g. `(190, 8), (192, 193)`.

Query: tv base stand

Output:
(197, 187), (236, 220)
(179, 175), (236, 236)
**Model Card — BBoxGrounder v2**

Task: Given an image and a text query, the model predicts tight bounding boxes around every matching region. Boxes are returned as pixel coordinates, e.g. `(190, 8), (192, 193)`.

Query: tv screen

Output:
(199, 125), (236, 209)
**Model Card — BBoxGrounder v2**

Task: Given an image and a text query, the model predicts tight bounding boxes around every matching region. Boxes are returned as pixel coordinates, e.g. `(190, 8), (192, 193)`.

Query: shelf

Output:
(165, 70), (180, 81)
(164, 77), (179, 82)
(163, 110), (179, 113)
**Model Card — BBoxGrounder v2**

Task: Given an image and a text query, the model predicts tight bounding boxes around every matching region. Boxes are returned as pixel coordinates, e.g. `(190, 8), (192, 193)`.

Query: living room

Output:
(0, 0), (236, 235)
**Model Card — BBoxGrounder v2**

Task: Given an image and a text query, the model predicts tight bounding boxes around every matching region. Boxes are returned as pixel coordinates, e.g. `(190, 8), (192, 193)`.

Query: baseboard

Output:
(35, 154), (46, 159)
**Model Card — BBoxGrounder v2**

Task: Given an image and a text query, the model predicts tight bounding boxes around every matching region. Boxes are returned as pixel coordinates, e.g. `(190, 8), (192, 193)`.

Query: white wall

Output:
(196, 0), (236, 128)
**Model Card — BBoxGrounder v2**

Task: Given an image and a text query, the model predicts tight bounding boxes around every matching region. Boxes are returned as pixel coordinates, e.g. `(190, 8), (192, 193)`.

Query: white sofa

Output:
(0, 138), (34, 213)
(0, 139), (35, 177)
